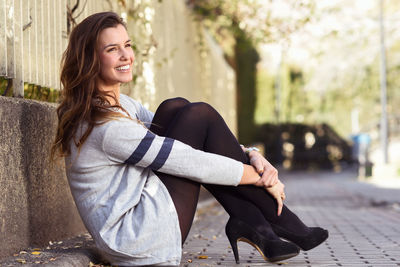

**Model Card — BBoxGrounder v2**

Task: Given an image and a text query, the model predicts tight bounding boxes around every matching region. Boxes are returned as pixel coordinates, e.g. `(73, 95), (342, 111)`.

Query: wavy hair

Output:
(51, 12), (131, 158)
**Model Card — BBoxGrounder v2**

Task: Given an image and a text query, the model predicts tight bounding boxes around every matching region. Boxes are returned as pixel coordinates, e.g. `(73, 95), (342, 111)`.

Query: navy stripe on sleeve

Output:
(149, 137), (175, 170)
(125, 131), (155, 165)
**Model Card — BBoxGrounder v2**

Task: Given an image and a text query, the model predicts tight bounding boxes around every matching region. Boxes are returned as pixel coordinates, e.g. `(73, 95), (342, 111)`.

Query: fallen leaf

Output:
(20, 251), (27, 254)
(198, 255), (208, 259)
(16, 258), (26, 263)
(13, 254), (19, 256)
(33, 248), (41, 251)
(31, 251), (41, 255)
(49, 258), (57, 261)
(187, 259), (193, 263)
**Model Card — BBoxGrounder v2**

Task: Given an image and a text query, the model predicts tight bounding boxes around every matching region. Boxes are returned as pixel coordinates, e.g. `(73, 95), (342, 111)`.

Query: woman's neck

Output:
(100, 85), (120, 105)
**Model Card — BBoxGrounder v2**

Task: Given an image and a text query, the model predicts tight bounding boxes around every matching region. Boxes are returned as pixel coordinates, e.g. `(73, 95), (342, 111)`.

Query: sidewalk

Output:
(2, 168), (400, 266)
(180, 168), (400, 266)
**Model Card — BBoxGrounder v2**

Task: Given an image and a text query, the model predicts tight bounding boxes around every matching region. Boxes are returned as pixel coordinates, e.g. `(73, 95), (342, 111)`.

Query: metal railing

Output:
(0, 0), (105, 96)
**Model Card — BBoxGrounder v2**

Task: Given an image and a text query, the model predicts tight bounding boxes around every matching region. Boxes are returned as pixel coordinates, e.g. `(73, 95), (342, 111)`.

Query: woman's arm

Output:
(239, 164), (263, 185)
(101, 118), (244, 186)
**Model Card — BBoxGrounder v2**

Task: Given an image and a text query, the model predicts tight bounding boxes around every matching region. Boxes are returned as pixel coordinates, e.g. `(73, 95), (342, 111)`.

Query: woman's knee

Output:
(183, 102), (219, 121)
(159, 97), (190, 110)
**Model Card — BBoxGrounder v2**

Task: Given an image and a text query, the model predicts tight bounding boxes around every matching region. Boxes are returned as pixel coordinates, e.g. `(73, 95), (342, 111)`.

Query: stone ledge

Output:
(0, 96), (86, 260)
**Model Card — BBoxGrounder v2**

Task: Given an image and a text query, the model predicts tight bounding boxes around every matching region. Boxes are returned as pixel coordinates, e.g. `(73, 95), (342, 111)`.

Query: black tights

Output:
(149, 98), (309, 243)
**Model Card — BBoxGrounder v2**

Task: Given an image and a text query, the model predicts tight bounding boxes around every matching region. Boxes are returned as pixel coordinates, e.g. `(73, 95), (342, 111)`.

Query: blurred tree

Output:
(190, 0), (315, 144)
(256, 0), (400, 140)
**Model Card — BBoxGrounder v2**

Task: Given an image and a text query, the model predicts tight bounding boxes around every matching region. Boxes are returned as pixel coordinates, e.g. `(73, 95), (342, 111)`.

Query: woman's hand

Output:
(265, 180), (286, 216)
(239, 162), (286, 216)
(248, 151), (279, 188)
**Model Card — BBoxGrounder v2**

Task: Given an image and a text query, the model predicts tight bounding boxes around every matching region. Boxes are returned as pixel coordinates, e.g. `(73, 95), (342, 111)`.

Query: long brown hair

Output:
(51, 12), (130, 158)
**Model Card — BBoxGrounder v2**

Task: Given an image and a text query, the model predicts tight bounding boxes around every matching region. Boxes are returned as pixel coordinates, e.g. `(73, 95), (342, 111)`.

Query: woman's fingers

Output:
(266, 181), (285, 216)
(260, 167), (278, 187)
(249, 157), (264, 174)
(276, 195), (283, 216)
(248, 152), (279, 187)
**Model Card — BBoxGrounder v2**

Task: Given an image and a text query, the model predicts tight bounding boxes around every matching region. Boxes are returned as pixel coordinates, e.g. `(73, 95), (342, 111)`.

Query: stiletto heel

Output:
(225, 217), (299, 264)
(271, 224), (329, 251)
(226, 229), (240, 263)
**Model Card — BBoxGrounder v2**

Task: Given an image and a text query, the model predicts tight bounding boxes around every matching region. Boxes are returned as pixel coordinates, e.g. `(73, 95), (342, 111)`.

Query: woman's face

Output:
(97, 24), (134, 93)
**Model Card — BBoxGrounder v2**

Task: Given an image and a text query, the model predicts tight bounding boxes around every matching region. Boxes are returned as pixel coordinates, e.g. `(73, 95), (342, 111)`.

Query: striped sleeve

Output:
(124, 131), (174, 170)
(101, 118), (243, 186)
(102, 118), (174, 171)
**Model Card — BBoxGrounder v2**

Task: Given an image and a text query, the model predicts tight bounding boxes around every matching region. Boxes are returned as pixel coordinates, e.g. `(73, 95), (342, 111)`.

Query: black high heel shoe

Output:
(225, 217), (300, 264)
(271, 223), (329, 251)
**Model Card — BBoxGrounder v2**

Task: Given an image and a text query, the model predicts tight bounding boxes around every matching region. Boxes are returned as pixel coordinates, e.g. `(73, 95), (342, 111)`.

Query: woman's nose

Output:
(120, 48), (130, 60)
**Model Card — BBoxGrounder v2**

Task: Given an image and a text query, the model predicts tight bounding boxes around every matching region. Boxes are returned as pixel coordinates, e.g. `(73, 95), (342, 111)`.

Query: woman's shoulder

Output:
(120, 94), (139, 107)
(119, 94), (141, 116)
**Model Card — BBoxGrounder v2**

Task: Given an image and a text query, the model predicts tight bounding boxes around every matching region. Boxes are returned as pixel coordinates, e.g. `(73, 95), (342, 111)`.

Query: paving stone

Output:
(180, 169), (400, 266)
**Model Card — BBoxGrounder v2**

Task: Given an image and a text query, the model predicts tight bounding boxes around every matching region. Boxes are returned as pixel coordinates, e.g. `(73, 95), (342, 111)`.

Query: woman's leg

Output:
(151, 98), (319, 244)
(157, 101), (311, 233)
(150, 98), (199, 242)
(150, 98), (278, 242)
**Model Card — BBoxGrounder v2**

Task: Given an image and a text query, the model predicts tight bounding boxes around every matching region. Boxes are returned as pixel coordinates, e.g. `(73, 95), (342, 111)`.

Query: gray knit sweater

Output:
(65, 94), (244, 266)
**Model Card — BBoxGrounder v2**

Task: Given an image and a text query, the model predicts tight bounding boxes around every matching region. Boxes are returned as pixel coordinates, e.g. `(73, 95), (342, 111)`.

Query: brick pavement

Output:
(2, 168), (400, 266)
(180, 169), (400, 267)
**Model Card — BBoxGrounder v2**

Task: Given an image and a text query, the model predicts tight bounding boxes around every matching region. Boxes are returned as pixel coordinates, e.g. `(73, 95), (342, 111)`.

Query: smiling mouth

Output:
(115, 65), (130, 71)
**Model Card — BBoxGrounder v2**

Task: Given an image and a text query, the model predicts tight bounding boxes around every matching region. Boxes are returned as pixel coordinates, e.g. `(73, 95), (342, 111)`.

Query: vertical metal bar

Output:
(52, 0), (58, 89)
(31, 0), (38, 84)
(39, 0), (44, 86)
(6, 0), (15, 79)
(0, 0), (7, 76)
(62, 0), (68, 52)
(379, 0), (389, 163)
(81, 0), (87, 22)
(23, 0), (31, 83)
(35, 0), (42, 85)
(87, 0), (92, 16)
(43, 0), (50, 88)
(55, 0), (62, 90)
(60, 0), (68, 90)
(13, 0), (24, 97)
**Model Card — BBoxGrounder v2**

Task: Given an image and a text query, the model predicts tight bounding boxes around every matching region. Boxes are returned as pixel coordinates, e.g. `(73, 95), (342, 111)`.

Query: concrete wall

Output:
(0, 96), (85, 259)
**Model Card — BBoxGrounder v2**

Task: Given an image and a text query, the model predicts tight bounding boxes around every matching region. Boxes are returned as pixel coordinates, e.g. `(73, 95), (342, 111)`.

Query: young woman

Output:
(52, 11), (328, 266)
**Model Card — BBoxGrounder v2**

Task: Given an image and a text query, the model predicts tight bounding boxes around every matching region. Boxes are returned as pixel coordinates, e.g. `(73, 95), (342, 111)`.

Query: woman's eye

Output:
(107, 47), (117, 52)
(125, 43), (131, 48)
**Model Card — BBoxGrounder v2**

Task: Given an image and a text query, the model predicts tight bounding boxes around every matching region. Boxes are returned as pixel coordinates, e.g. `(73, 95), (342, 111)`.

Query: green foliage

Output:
(191, 0), (315, 144)
(24, 84), (60, 103)
(255, 69), (275, 124)
(235, 35), (259, 144)
(0, 77), (12, 97)
(256, 65), (310, 124)
(0, 77), (60, 102)
(191, 0), (315, 59)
